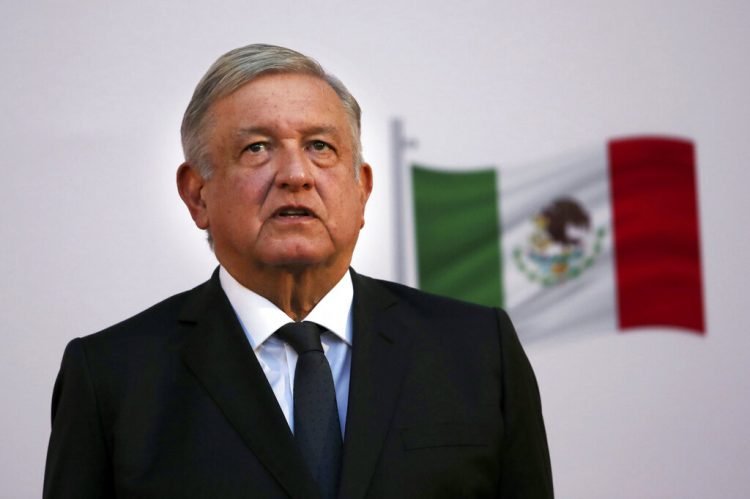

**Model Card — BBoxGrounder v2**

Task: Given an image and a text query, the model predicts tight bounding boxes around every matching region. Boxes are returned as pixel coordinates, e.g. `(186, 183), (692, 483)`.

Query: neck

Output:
(225, 262), (349, 321)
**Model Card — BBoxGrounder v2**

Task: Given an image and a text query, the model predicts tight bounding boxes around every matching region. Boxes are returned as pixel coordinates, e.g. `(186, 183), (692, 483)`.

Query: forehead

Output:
(209, 72), (349, 133)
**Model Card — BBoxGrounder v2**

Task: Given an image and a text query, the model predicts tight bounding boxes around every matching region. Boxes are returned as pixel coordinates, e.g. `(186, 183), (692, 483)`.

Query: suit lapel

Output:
(338, 271), (414, 499)
(178, 271), (319, 499)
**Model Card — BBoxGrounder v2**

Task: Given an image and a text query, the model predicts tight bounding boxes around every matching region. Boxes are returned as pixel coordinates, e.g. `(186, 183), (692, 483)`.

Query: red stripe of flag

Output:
(608, 137), (705, 334)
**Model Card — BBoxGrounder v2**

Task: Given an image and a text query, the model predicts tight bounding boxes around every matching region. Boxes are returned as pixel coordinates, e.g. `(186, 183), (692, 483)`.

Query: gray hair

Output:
(181, 44), (363, 178)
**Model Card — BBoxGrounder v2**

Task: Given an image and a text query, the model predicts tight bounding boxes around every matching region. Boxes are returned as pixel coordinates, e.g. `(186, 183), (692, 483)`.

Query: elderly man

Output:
(44, 44), (553, 498)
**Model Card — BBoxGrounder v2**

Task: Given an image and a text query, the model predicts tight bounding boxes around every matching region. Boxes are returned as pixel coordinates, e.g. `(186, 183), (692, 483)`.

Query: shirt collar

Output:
(219, 266), (354, 351)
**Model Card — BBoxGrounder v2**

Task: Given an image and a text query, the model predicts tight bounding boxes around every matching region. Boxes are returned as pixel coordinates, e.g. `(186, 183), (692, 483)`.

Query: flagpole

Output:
(390, 118), (417, 285)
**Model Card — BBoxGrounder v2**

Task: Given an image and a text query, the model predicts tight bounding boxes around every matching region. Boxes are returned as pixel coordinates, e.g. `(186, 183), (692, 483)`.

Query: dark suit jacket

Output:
(44, 269), (553, 498)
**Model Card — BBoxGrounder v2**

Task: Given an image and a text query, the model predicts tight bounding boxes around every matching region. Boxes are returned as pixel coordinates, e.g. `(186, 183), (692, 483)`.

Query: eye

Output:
(309, 140), (333, 152)
(244, 142), (267, 153)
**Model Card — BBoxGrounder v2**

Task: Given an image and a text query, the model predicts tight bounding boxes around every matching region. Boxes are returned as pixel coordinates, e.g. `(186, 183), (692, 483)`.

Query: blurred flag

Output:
(412, 137), (704, 341)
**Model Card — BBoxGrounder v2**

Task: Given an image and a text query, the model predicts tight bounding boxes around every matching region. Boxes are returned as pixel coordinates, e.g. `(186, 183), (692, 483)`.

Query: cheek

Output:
(233, 176), (267, 203)
(207, 176), (268, 225)
(322, 177), (366, 230)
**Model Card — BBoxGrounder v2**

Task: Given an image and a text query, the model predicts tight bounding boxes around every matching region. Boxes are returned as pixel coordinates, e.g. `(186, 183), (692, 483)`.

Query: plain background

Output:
(2, 1), (748, 497)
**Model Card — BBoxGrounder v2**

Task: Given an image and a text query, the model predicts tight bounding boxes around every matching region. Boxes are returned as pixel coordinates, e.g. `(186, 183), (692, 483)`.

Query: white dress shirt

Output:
(219, 266), (353, 436)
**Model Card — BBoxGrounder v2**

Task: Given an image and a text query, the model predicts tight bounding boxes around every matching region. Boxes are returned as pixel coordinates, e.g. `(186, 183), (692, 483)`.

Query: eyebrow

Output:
(234, 125), (341, 138)
(234, 126), (272, 138)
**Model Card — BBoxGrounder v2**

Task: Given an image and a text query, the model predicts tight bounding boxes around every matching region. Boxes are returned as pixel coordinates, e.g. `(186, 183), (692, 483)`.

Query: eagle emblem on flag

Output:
(512, 197), (606, 286)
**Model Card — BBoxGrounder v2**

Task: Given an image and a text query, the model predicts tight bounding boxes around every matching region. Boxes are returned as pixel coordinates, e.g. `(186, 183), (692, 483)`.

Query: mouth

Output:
(272, 205), (316, 219)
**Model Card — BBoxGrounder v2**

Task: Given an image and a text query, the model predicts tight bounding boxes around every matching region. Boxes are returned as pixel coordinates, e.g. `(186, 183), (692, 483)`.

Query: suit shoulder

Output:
(80, 278), (211, 348)
(358, 273), (504, 319)
(353, 272), (525, 357)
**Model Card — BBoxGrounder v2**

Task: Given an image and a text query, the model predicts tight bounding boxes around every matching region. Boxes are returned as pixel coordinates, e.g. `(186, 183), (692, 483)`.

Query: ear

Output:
(176, 162), (210, 229)
(357, 163), (373, 228)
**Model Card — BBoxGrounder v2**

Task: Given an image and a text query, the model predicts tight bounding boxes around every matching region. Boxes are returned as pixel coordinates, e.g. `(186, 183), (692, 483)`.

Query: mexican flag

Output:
(411, 137), (705, 341)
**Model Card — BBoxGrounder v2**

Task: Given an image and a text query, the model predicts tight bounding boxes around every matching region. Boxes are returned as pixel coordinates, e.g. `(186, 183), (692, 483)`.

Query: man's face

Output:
(181, 73), (372, 278)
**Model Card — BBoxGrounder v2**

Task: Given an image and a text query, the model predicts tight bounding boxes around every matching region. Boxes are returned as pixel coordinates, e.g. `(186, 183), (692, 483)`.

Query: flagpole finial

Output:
(390, 118), (418, 150)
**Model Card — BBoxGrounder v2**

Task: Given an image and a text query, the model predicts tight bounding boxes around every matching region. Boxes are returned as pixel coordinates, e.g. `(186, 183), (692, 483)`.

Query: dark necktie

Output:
(276, 321), (342, 499)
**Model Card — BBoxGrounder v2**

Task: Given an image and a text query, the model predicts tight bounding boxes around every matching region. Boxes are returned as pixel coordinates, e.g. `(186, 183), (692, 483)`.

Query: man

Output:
(44, 44), (553, 498)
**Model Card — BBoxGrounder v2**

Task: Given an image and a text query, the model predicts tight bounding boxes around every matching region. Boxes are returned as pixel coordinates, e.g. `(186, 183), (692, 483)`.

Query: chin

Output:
(260, 248), (332, 269)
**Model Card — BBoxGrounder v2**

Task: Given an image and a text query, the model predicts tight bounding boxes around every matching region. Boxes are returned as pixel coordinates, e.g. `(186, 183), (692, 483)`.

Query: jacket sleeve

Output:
(43, 338), (114, 499)
(496, 308), (554, 498)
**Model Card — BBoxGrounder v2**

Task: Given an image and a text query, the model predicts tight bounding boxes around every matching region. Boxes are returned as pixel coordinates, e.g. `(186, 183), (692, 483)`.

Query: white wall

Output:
(2, 1), (748, 497)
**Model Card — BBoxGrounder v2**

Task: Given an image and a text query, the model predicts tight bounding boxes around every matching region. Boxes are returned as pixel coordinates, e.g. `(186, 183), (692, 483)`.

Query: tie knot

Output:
(276, 321), (324, 354)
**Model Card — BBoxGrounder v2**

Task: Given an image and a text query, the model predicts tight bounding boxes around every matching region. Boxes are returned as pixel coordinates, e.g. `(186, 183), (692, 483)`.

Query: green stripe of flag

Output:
(412, 164), (503, 307)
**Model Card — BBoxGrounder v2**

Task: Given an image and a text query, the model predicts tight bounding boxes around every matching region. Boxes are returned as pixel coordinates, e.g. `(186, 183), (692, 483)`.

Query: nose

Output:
(275, 146), (313, 191)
